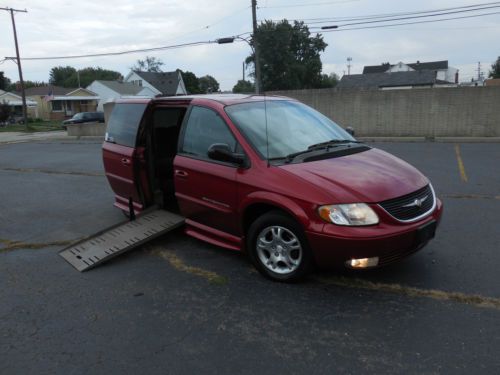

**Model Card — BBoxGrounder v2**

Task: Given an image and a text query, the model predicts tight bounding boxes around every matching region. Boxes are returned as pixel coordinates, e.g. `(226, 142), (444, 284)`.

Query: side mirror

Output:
(208, 143), (246, 166)
(345, 126), (355, 136)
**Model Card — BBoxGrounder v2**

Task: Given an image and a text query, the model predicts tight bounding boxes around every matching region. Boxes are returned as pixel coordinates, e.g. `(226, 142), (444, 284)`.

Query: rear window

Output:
(106, 104), (147, 147)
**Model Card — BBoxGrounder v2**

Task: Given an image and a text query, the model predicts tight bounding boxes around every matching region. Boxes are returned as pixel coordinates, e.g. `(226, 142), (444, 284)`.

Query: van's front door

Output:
(102, 102), (150, 214)
(174, 105), (241, 243)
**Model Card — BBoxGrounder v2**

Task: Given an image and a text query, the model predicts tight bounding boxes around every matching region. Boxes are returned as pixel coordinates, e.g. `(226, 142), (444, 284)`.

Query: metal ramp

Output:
(59, 209), (184, 272)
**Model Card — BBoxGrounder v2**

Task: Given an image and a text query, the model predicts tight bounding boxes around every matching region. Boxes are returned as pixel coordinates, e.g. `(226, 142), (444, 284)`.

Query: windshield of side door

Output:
(224, 100), (355, 159)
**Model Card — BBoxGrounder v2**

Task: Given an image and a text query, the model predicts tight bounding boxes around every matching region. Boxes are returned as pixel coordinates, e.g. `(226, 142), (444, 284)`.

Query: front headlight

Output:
(318, 203), (379, 226)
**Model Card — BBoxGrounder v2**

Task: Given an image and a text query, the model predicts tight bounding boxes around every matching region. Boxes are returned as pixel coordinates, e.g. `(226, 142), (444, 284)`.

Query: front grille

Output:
(379, 184), (435, 222)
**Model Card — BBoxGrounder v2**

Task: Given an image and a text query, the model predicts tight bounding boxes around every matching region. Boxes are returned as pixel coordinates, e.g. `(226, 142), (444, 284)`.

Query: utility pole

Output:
(476, 61), (482, 81)
(242, 61), (245, 81)
(1, 7), (28, 129)
(347, 57), (352, 75)
(251, 0), (262, 94)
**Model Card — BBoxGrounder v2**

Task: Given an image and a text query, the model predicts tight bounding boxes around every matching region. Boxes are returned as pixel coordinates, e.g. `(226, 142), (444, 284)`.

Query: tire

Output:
(247, 211), (313, 282)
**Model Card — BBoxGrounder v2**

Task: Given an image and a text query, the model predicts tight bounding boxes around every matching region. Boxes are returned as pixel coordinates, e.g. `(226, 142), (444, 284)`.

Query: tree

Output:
(49, 66), (77, 87)
(49, 66), (123, 87)
(132, 56), (164, 72)
(246, 20), (328, 91)
(232, 80), (255, 93)
(76, 67), (123, 87)
(180, 70), (202, 94)
(198, 75), (219, 93)
(7, 80), (46, 92)
(489, 56), (500, 78)
(317, 73), (339, 88)
(0, 72), (11, 91)
(0, 101), (10, 123)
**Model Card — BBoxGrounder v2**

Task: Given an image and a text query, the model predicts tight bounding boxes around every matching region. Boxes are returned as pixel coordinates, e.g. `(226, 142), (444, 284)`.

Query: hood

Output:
(279, 148), (428, 203)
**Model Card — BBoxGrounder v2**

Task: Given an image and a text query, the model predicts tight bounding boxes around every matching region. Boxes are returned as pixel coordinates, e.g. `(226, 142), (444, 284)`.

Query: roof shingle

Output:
(133, 71), (181, 96)
(95, 80), (144, 95)
(337, 70), (438, 89)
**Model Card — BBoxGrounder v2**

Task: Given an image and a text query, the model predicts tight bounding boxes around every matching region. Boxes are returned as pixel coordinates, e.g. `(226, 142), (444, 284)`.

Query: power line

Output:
(161, 5), (251, 43)
(4, 39), (232, 61)
(318, 10), (500, 32)
(250, 8), (500, 34)
(259, 0), (359, 9)
(310, 3), (500, 28)
(261, 1), (500, 23)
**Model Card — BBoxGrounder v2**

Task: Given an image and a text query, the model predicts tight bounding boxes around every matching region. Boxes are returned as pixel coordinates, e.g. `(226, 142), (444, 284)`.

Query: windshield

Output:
(225, 100), (355, 159)
(73, 113), (84, 120)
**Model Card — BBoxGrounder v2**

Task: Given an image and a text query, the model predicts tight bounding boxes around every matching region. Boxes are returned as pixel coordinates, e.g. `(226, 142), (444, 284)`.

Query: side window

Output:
(106, 103), (148, 147)
(181, 106), (237, 159)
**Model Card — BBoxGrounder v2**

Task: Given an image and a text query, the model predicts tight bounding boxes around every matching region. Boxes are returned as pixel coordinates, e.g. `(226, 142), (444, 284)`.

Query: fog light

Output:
(346, 257), (379, 269)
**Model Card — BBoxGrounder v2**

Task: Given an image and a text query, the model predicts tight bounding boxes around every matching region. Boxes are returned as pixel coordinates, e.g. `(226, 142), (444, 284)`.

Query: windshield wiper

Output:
(283, 139), (360, 163)
(307, 139), (360, 150)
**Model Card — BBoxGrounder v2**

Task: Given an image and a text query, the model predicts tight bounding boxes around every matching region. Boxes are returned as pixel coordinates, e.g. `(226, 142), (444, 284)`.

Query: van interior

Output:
(146, 106), (187, 212)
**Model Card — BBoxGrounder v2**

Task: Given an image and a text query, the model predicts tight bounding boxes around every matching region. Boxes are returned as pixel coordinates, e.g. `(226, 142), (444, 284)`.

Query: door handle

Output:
(175, 169), (189, 178)
(121, 158), (131, 166)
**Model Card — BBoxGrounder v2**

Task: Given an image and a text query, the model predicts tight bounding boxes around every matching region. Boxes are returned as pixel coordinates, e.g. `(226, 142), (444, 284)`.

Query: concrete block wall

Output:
(66, 122), (105, 137)
(269, 86), (500, 137)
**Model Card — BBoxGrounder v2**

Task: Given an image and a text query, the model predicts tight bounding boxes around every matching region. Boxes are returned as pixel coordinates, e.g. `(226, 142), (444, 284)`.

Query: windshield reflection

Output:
(225, 100), (355, 159)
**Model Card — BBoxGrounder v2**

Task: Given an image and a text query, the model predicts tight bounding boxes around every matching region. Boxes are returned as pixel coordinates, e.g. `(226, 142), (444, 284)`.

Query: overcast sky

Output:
(1, 0), (499, 90)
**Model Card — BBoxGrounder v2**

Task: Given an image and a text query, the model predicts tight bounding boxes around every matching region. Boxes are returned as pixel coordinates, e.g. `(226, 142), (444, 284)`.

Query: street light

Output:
(217, 36), (261, 94)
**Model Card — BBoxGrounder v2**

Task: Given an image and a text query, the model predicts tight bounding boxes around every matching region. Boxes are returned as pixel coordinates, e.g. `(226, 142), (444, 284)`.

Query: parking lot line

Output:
(0, 238), (76, 253)
(314, 275), (500, 311)
(454, 144), (468, 183)
(150, 242), (500, 311)
(151, 246), (228, 285)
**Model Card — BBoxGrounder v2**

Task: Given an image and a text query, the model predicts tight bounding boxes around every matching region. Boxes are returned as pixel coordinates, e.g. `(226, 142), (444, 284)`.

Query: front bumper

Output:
(306, 198), (443, 269)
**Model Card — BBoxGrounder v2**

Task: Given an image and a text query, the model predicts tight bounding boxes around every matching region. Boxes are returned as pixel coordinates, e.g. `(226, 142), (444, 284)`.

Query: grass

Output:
(151, 247), (229, 285)
(0, 120), (62, 133)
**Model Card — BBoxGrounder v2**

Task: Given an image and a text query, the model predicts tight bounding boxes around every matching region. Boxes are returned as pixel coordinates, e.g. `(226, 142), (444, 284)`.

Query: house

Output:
(0, 90), (38, 118)
(86, 80), (157, 111)
(484, 78), (500, 86)
(363, 60), (459, 83)
(25, 86), (99, 120)
(338, 60), (459, 89)
(337, 71), (445, 89)
(124, 70), (187, 96)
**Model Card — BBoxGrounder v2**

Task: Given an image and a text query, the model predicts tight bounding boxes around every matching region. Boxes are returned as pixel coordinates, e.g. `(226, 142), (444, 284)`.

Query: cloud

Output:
(1, 0), (499, 90)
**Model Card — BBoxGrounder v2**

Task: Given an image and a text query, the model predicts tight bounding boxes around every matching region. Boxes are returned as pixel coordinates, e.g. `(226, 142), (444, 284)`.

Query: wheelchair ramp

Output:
(59, 209), (184, 272)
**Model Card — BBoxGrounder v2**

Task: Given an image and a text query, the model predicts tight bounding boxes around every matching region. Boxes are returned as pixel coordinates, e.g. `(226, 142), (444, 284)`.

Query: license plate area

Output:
(415, 220), (437, 245)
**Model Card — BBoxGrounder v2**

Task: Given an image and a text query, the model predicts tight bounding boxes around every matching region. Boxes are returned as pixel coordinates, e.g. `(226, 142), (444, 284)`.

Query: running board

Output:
(59, 209), (184, 272)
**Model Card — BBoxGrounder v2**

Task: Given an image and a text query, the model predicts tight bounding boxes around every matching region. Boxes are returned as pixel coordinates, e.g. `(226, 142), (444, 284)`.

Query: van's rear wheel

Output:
(247, 211), (313, 282)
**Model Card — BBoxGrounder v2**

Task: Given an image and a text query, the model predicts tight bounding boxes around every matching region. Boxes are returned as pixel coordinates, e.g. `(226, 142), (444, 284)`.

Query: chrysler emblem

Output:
(403, 195), (428, 208)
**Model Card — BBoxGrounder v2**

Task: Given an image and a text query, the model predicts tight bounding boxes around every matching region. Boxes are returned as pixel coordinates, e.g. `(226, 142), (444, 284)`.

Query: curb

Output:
(0, 133), (104, 145)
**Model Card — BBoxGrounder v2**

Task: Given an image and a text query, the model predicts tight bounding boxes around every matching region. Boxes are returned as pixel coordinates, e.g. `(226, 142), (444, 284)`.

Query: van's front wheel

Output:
(247, 211), (313, 282)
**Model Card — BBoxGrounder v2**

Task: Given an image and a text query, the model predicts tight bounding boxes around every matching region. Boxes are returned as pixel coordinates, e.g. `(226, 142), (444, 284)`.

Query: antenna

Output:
(264, 91), (270, 167)
(347, 57), (352, 75)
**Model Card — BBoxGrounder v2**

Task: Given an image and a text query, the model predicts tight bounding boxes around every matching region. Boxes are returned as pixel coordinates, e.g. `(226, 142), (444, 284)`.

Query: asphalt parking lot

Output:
(0, 139), (499, 374)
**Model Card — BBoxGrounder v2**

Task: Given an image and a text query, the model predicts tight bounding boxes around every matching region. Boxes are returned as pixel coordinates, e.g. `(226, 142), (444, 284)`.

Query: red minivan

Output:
(102, 94), (443, 281)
